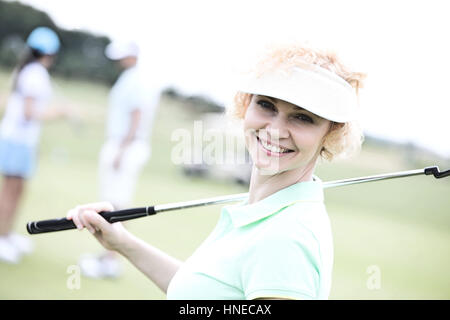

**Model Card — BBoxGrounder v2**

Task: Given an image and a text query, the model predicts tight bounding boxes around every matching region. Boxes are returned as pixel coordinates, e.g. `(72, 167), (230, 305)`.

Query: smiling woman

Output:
(65, 43), (367, 300)
(243, 95), (333, 177)
(232, 44), (366, 162)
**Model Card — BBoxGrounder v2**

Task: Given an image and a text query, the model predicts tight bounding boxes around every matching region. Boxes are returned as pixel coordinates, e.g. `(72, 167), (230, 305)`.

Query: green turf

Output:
(0, 67), (449, 299)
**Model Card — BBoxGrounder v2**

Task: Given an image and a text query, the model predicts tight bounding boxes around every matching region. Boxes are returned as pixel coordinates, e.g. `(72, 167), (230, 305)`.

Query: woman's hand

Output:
(113, 151), (124, 171)
(59, 103), (80, 120)
(67, 202), (182, 293)
(66, 202), (131, 253)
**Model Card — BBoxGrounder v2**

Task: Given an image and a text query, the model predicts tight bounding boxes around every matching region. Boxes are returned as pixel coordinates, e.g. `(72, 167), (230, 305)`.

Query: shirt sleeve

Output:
(241, 226), (321, 300)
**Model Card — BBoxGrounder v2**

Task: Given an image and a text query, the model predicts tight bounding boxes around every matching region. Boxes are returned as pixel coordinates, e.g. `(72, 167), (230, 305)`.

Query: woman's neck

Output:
(37, 56), (52, 69)
(247, 161), (317, 204)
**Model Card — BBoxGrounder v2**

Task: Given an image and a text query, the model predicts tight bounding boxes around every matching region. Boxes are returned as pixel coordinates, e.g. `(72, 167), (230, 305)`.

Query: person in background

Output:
(0, 27), (73, 264)
(77, 41), (161, 279)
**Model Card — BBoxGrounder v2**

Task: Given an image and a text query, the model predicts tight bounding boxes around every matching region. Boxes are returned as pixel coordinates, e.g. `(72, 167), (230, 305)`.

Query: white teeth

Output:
(259, 138), (289, 153)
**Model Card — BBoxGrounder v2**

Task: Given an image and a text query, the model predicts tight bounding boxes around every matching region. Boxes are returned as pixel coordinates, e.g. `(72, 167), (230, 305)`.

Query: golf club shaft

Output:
(26, 166), (449, 234)
(322, 168), (425, 188)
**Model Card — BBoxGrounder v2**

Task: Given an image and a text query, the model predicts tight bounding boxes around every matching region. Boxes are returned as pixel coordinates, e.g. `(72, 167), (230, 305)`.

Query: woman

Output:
(0, 27), (72, 264)
(66, 44), (365, 299)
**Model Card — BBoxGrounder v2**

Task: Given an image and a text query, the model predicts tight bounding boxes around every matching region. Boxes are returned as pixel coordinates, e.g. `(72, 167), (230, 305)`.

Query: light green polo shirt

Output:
(166, 179), (334, 300)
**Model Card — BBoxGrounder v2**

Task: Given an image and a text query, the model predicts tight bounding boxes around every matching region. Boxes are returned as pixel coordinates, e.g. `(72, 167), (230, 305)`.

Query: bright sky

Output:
(18, 0), (450, 158)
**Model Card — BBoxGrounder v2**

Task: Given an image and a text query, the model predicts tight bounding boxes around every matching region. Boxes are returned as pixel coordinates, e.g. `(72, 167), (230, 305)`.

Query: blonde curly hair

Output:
(230, 44), (366, 161)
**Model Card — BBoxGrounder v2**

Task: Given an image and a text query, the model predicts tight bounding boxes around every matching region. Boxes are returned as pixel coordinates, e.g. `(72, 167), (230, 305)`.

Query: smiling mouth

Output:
(256, 135), (295, 155)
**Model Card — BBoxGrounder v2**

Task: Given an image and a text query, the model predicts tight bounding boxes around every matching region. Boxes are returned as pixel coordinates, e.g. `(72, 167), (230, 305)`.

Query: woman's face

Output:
(243, 94), (331, 175)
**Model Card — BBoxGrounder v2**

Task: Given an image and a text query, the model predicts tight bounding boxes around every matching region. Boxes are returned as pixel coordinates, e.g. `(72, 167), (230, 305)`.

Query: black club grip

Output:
(27, 206), (155, 235)
(424, 166), (450, 179)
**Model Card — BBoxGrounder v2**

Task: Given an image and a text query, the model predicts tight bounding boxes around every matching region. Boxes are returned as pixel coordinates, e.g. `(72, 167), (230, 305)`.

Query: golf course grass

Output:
(0, 67), (449, 299)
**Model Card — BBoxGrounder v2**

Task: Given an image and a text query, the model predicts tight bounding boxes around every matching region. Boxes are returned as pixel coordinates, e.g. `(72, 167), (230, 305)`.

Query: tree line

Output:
(0, 0), (120, 85)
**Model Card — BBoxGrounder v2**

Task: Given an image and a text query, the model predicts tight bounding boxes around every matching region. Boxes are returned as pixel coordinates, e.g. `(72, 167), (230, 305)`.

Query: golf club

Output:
(26, 165), (449, 234)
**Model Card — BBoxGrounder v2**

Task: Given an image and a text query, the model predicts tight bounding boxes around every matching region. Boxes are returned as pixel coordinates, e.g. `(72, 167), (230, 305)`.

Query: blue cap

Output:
(26, 27), (60, 55)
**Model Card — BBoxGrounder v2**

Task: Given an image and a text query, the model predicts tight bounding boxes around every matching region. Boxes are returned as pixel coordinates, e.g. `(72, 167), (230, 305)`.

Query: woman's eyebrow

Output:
(264, 96), (278, 103)
(290, 107), (321, 119)
(289, 105), (305, 111)
(260, 95), (310, 113)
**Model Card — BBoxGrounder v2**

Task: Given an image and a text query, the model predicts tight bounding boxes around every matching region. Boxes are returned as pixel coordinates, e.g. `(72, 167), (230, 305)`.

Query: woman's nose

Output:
(264, 116), (290, 140)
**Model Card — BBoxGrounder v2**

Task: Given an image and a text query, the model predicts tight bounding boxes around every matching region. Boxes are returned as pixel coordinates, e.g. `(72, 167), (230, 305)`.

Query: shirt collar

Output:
(223, 176), (324, 228)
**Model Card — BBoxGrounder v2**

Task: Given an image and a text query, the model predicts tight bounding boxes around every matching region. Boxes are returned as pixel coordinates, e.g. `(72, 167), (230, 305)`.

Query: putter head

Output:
(424, 166), (450, 179)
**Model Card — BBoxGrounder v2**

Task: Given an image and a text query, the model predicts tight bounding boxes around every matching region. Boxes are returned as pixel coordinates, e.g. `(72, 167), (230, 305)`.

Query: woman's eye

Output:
(257, 100), (276, 111)
(294, 114), (314, 124)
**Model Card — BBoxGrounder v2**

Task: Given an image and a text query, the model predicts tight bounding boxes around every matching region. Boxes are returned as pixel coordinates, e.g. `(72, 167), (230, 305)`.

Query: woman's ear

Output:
(320, 122), (345, 161)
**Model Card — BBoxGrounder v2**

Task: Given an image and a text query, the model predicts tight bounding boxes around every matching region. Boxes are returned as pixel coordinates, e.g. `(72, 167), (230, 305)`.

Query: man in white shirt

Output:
(78, 41), (161, 278)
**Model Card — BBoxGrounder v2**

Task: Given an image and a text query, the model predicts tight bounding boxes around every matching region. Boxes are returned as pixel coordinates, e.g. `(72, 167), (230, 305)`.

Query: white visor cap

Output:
(105, 41), (140, 60)
(238, 65), (358, 123)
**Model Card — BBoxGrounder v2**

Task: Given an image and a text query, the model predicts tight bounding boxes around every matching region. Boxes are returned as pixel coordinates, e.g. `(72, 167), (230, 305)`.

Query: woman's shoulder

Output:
(17, 62), (49, 83)
(279, 199), (328, 225)
(21, 62), (47, 73)
(267, 201), (331, 243)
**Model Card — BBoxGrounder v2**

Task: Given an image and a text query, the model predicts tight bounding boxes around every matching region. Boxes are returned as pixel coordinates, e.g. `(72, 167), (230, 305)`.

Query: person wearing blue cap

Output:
(0, 27), (73, 264)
